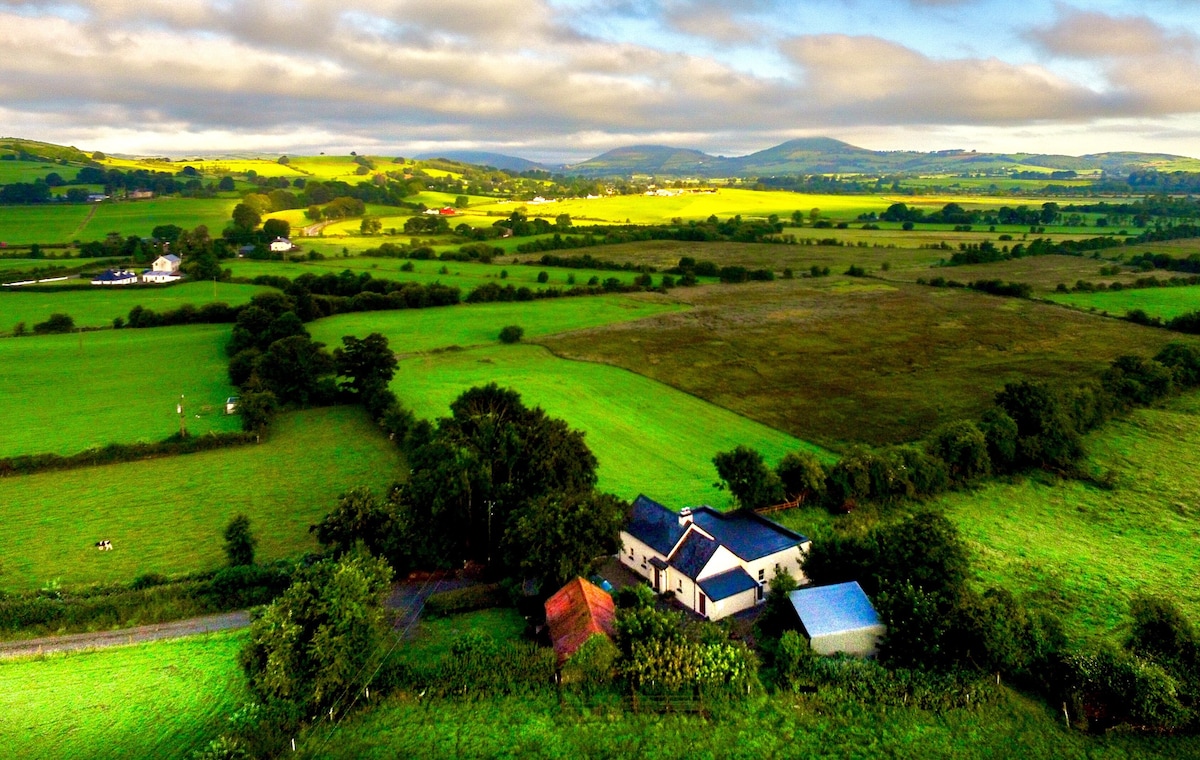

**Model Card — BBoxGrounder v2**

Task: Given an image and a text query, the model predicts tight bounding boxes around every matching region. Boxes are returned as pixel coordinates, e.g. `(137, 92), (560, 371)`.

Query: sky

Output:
(3, 0), (1200, 162)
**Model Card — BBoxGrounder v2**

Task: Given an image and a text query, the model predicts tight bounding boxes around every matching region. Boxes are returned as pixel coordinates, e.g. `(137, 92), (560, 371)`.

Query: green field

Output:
(226, 255), (695, 293)
(391, 343), (826, 508)
(0, 633), (246, 760)
(0, 159), (76, 185)
(0, 281), (273, 332)
(0, 325), (242, 457)
(0, 205), (93, 243)
(938, 393), (1200, 639)
(1048, 285), (1200, 320)
(308, 293), (685, 352)
(0, 406), (402, 591)
(541, 279), (1193, 448)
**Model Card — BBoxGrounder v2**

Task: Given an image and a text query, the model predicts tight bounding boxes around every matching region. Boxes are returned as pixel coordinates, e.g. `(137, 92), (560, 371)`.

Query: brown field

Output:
(539, 277), (1190, 448)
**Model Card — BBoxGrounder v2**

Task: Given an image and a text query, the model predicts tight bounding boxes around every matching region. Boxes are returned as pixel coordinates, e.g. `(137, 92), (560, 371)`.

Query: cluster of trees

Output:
(716, 344), (1200, 515)
(881, 201), (1062, 227)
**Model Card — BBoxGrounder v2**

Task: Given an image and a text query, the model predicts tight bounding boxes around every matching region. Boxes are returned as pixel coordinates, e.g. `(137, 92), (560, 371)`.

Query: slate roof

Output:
(163, 254), (181, 264)
(91, 269), (137, 282)
(788, 581), (883, 638)
(690, 508), (808, 562)
(544, 577), (616, 663)
(668, 531), (719, 580)
(698, 567), (759, 601)
(626, 494), (687, 555)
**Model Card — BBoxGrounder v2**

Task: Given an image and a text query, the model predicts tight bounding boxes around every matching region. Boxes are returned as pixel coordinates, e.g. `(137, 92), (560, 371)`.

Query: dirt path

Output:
(0, 611), (250, 659)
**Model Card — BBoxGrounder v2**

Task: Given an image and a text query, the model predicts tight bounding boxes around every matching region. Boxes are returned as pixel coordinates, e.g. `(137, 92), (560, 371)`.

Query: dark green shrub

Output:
(498, 325), (524, 344)
(423, 583), (507, 617)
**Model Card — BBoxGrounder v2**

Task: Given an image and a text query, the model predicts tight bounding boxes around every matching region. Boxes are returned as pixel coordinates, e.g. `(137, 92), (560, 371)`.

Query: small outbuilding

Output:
(269, 237), (294, 253)
(225, 396), (239, 415)
(90, 269), (138, 286)
(787, 581), (886, 658)
(544, 576), (616, 664)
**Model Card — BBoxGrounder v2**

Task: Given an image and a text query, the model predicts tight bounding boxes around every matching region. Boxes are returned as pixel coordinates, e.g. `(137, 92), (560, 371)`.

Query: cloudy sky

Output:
(3, 0), (1200, 160)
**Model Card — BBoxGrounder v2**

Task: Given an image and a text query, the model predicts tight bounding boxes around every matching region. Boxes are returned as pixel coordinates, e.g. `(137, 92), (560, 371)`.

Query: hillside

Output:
(414, 150), (552, 173)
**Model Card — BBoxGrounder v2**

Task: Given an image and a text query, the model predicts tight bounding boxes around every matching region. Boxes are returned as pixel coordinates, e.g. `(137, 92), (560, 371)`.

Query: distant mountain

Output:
(415, 151), (551, 173)
(564, 139), (1200, 178)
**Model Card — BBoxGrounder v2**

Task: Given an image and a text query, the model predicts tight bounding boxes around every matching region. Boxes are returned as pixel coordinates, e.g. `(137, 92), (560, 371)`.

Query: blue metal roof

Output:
(668, 531), (718, 580)
(626, 494), (687, 556)
(690, 507), (807, 561)
(788, 581), (883, 638)
(699, 567), (759, 601)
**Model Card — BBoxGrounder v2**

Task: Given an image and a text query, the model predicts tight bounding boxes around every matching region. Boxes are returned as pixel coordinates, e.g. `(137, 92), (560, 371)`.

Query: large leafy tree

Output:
(253, 335), (334, 405)
(713, 445), (783, 509)
(239, 550), (393, 712)
(334, 333), (398, 397)
(503, 490), (627, 590)
(398, 384), (601, 572)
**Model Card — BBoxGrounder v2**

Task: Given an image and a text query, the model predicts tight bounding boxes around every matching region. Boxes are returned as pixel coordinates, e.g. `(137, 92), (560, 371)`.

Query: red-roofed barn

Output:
(544, 577), (616, 664)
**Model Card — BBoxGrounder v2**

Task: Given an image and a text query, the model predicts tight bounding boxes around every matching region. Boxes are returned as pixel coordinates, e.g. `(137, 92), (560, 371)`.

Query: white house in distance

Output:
(619, 494), (811, 620)
(91, 269), (138, 286)
(142, 253), (182, 283)
(788, 581), (887, 658)
(269, 237), (294, 253)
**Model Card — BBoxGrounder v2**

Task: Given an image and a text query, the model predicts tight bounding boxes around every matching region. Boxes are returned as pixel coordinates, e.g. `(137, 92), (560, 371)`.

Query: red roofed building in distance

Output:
(544, 577), (616, 664)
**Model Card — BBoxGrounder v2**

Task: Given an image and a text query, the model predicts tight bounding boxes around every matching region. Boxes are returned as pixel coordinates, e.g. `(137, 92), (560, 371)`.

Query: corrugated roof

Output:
(788, 581), (883, 638)
(544, 577), (615, 663)
(698, 567), (759, 601)
(668, 531), (719, 580)
(625, 494), (687, 556)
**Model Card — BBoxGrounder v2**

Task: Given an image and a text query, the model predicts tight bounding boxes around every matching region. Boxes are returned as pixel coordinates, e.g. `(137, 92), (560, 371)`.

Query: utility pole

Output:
(177, 394), (187, 438)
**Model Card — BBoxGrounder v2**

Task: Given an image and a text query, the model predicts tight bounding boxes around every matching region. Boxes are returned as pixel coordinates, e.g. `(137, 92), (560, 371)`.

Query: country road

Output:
(0, 577), (478, 659)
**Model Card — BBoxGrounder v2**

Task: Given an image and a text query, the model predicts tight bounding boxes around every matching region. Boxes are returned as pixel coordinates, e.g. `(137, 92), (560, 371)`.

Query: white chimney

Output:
(678, 507), (693, 527)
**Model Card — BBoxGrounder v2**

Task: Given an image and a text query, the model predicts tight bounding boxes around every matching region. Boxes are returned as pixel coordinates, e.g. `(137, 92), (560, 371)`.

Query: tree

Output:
(503, 490), (627, 589)
(713, 446), (783, 509)
(231, 202), (262, 232)
(33, 313), (74, 334)
(333, 333), (397, 397)
(454, 195), (469, 209)
(305, 205), (323, 222)
(926, 420), (990, 483)
(774, 451), (825, 504)
(223, 514), (257, 566)
(995, 380), (1083, 469)
(239, 550), (393, 712)
(311, 486), (408, 570)
(262, 218), (290, 240)
(217, 176), (235, 192)
(254, 335), (334, 405)
(238, 390), (278, 437)
(498, 325), (524, 344)
(359, 216), (382, 235)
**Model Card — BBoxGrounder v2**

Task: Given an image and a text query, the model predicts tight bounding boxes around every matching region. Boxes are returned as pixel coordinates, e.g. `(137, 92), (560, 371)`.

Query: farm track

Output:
(0, 579), (476, 659)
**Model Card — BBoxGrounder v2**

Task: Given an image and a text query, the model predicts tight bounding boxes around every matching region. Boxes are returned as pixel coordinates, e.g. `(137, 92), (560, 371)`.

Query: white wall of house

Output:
(709, 587), (758, 620)
(619, 532), (666, 586)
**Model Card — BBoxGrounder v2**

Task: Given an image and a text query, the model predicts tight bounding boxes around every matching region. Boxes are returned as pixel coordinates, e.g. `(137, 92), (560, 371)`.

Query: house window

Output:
(757, 569), (765, 582)
(629, 546), (634, 558)
(774, 563), (781, 575)
(677, 580), (683, 593)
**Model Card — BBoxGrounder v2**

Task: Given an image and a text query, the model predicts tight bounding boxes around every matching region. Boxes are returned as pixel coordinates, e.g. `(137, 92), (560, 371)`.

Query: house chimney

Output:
(678, 507), (693, 527)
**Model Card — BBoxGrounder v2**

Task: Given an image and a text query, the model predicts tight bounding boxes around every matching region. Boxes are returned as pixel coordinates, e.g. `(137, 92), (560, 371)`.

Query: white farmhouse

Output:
(142, 253), (182, 283)
(269, 237), (294, 253)
(619, 494), (811, 620)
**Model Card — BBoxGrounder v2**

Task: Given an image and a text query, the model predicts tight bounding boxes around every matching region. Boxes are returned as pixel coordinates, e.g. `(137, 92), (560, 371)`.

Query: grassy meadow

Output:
(0, 325), (241, 458)
(936, 394), (1200, 639)
(0, 281), (273, 332)
(0, 205), (93, 243)
(0, 632), (246, 760)
(1048, 285), (1200, 320)
(883, 253), (1144, 294)
(307, 292), (685, 352)
(226, 255), (688, 293)
(0, 406), (402, 591)
(540, 279), (1193, 448)
(0, 159), (77, 185)
(391, 343), (826, 508)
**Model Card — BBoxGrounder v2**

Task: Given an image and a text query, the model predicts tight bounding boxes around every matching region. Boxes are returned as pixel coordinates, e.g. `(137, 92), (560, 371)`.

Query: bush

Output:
(423, 583), (507, 617)
(563, 633), (620, 690)
(498, 324), (524, 344)
(33, 312), (74, 334)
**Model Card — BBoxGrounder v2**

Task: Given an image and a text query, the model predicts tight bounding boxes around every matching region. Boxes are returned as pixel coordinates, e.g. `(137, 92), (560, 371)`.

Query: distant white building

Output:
(151, 254), (181, 273)
(269, 237), (294, 252)
(91, 269), (138, 286)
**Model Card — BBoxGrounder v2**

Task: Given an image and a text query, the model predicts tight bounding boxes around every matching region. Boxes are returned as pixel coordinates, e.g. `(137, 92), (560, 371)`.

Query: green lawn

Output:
(0, 632), (246, 760)
(307, 293), (685, 353)
(0, 406), (403, 591)
(391, 344), (827, 508)
(81, 198), (238, 240)
(1048, 285), (1200, 320)
(937, 393), (1200, 639)
(0, 324), (241, 458)
(0, 159), (77, 185)
(0, 281), (273, 332)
